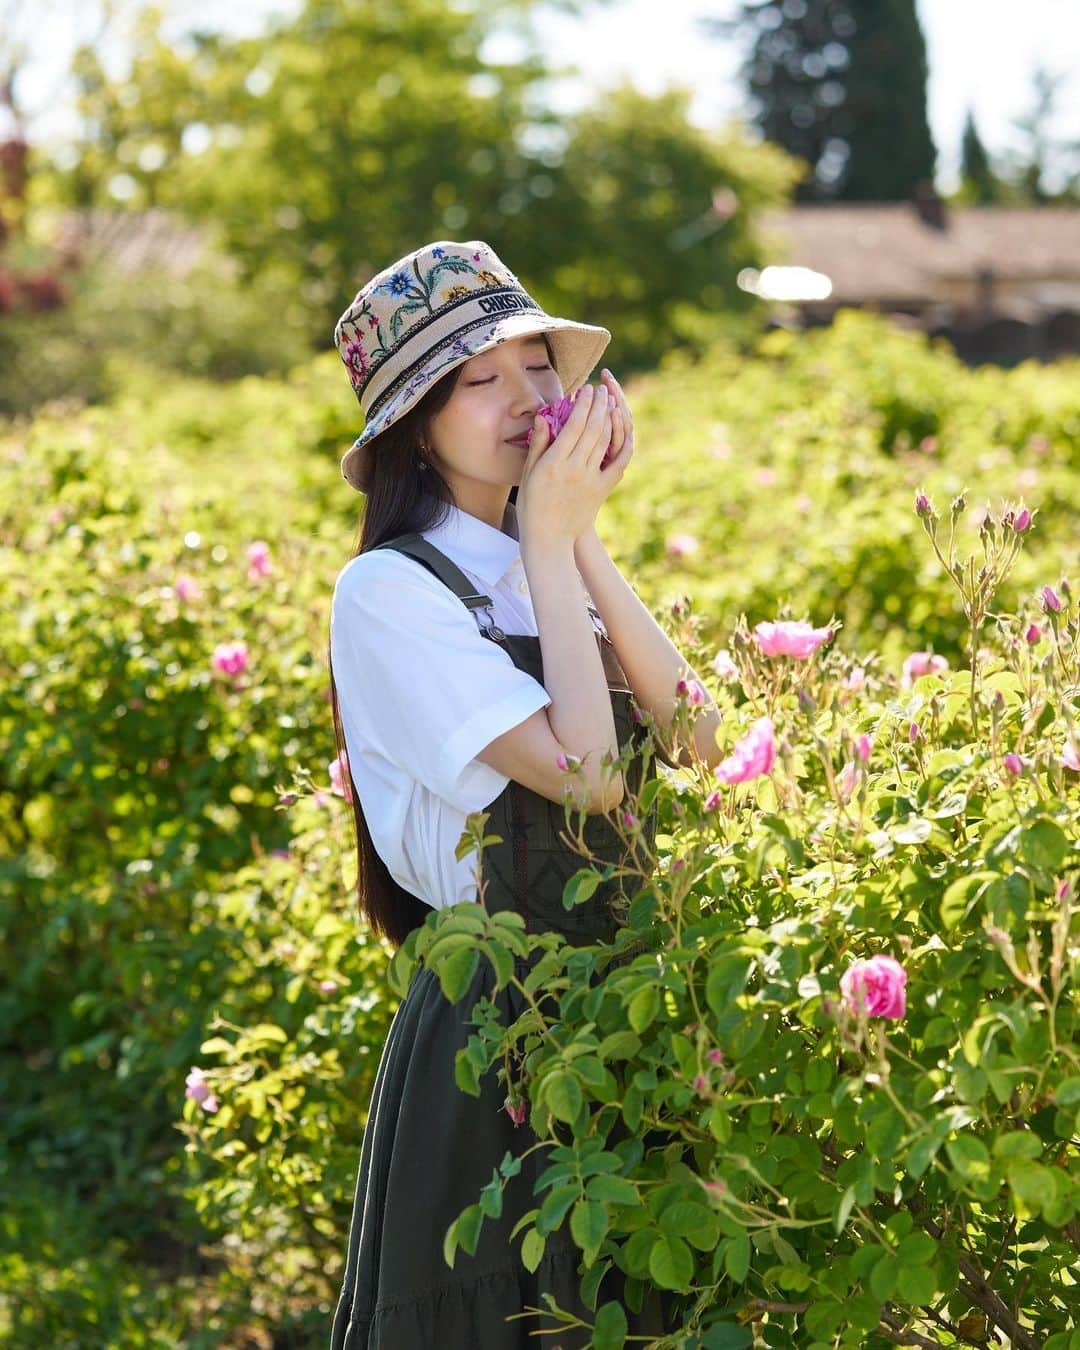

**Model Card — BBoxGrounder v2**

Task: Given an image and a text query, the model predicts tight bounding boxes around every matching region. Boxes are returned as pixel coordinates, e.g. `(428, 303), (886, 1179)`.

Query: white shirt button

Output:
(517, 579), (528, 593)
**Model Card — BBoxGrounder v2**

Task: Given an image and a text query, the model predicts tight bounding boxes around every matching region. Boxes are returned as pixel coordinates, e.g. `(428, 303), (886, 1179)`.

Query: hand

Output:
(516, 383), (618, 547)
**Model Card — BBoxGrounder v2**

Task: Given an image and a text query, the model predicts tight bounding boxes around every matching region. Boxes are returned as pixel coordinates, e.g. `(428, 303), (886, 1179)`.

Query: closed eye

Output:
(466, 364), (553, 386)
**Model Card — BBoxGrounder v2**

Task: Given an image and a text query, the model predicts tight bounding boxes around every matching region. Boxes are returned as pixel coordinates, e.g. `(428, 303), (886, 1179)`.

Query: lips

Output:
(507, 435), (530, 446)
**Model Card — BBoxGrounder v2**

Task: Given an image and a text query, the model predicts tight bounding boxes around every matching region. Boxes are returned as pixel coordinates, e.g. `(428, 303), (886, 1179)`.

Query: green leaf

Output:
(570, 1198), (608, 1254)
(940, 872), (992, 930)
(585, 1174), (639, 1207)
(706, 955), (753, 1017)
(592, 1299), (628, 1350)
(648, 1234), (694, 1291)
(1019, 818), (1067, 871)
(1054, 1076), (1080, 1106)
(953, 1063), (987, 1104)
(946, 1135), (990, 1183)
(537, 1183), (579, 1236)
(521, 1227), (545, 1273)
(627, 985), (660, 1033)
(992, 1131), (1042, 1161)
(563, 867), (603, 910)
(834, 1183), (857, 1234)
(870, 1254), (898, 1300)
(700, 1323), (752, 1348)
(543, 1070), (583, 1125)
(724, 1233), (750, 1283)
(436, 945), (479, 1003)
(1006, 1160), (1061, 1218)
(896, 1262), (937, 1304)
(198, 1035), (234, 1055)
(897, 1232), (937, 1265)
(658, 1201), (719, 1250)
(598, 1029), (641, 1060)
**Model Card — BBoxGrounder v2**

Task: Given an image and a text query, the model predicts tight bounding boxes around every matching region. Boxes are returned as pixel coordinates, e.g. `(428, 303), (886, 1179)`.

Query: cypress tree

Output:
(711, 0), (937, 201)
(960, 108), (1001, 204)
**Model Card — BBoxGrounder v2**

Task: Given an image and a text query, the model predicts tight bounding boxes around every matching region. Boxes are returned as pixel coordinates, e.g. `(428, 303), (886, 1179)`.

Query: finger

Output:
(550, 385), (593, 458)
(602, 369), (632, 430)
(583, 386), (613, 461)
(522, 410), (549, 476)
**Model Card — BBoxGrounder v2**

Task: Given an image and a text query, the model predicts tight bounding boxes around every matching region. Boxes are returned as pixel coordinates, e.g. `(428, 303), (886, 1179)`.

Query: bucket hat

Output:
(333, 239), (611, 493)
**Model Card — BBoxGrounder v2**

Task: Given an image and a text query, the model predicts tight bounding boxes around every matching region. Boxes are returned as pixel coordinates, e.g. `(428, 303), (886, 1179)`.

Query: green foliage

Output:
(1, 310), (1078, 1343)
(41, 0), (799, 376)
(0, 250), (314, 417)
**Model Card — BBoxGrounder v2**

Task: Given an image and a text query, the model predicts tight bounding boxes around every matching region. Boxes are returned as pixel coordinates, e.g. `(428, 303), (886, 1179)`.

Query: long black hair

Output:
(327, 334), (556, 949)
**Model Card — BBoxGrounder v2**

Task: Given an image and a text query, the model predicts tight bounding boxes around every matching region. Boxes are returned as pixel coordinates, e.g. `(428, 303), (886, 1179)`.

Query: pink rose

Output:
(1003, 752), (1023, 777)
(185, 1066), (220, 1113)
(667, 533), (699, 558)
(246, 540), (273, 580)
(527, 390), (616, 467)
(715, 717), (775, 784)
(211, 640), (249, 676)
(175, 573), (204, 603)
(837, 760), (858, 800)
(505, 1095), (527, 1126)
(1041, 586), (1063, 614)
(856, 733), (872, 762)
(1012, 508), (1031, 532)
(712, 649), (738, 681)
(676, 677), (707, 705)
(328, 751), (352, 801)
(754, 620), (832, 660)
(1024, 623), (1041, 644)
(840, 955), (907, 1019)
(902, 651), (949, 686)
(1063, 741), (1080, 772)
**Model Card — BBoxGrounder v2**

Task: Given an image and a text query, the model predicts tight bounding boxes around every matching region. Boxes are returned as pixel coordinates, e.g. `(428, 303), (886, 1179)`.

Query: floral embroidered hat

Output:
(333, 239), (611, 493)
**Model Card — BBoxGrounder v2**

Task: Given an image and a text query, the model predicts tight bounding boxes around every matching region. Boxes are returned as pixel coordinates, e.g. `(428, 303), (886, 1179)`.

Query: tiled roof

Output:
(49, 207), (220, 277)
(758, 204), (1080, 304)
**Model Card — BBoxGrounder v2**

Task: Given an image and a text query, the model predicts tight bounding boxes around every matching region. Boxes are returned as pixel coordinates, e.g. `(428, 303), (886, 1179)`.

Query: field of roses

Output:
(1, 310), (1078, 1347)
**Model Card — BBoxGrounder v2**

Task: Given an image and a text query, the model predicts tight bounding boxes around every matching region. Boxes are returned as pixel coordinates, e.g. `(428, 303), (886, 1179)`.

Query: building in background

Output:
(749, 190), (1080, 366)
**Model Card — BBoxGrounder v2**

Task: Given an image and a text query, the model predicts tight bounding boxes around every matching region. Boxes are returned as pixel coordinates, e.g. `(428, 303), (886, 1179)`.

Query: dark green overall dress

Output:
(330, 533), (676, 1349)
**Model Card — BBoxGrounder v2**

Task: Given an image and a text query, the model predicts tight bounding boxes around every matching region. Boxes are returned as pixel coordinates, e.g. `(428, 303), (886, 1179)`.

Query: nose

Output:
(510, 367), (546, 416)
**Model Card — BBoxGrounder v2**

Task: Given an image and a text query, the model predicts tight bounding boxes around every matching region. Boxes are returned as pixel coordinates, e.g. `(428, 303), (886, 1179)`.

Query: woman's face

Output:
(426, 334), (563, 490)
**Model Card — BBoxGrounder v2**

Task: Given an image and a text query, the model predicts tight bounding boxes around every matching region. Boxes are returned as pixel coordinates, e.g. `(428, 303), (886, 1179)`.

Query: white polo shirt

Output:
(329, 500), (608, 911)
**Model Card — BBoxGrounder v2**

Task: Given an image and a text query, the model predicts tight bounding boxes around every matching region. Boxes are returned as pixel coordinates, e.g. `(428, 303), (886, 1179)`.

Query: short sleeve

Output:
(331, 553), (552, 812)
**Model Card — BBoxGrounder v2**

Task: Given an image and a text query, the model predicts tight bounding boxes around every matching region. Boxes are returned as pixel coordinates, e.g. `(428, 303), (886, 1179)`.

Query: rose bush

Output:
(1, 310), (1077, 1343)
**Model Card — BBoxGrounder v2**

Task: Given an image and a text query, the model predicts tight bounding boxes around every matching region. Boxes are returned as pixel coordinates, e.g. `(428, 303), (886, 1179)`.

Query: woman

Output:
(327, 239), (720, 1348)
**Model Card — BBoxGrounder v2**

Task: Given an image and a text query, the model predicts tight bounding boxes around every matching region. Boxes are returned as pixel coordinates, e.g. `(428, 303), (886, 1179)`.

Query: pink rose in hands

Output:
(527, 389), (617, 467)
(840, 955), (907, 1019)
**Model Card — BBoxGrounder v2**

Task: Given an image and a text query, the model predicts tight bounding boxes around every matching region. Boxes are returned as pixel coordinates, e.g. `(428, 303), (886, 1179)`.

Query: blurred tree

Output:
(701, 0), (936, 203)
(1001, 64), (1080, 204)
(508, 83), (800, 367)
(43, 0), (800, 374)
(957, 108), (1002, 204)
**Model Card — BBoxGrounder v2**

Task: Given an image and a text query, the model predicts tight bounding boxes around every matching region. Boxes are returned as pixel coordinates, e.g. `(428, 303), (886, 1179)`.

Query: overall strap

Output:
(369, 533), (499, 626)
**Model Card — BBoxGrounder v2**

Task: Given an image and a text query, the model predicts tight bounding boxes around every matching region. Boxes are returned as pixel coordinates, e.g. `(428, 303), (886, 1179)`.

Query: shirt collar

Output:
(420, 500), (522, 587)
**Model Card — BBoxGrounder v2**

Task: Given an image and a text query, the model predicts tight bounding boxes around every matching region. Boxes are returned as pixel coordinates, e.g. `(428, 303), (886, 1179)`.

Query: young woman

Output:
(326, 239), (720, 1348)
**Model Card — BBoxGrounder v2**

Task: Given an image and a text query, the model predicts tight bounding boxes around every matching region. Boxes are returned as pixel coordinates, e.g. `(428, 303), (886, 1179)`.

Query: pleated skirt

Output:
(329, 956), (676, 1348)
